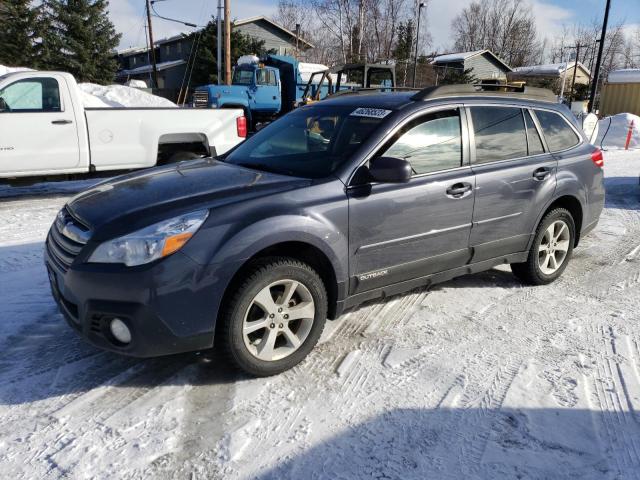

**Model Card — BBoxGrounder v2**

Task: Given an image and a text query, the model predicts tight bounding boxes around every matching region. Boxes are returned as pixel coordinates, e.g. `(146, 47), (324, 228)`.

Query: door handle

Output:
(52, 119), (73, 125)
(446, 182), (473, 198)
(533, 167), (551, 181)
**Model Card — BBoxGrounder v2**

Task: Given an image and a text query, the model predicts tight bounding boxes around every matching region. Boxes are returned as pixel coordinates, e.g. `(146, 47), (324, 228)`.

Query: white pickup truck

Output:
(0, 71), (246, 179)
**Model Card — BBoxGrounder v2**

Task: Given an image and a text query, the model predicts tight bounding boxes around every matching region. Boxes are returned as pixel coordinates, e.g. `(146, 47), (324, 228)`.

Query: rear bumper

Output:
(45, 245), (222, 358)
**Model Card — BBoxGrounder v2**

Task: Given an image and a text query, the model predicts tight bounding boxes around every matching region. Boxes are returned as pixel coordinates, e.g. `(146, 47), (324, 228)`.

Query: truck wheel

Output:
(511, 208), (575, 285)
(219, 257), (327, 376)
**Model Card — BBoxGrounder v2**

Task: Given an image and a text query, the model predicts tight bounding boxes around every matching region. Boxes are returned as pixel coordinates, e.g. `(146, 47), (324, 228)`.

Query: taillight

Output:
(236, 116), (247, 138)
(591, 148), (604, 168)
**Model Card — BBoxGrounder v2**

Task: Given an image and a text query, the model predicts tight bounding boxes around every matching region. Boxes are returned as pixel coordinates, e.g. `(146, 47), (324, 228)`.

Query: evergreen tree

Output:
(438, 68), (477, 85)
(39, 0), (121, 83)
(189, 18), (270, 87)
(0, 0), (38, 67)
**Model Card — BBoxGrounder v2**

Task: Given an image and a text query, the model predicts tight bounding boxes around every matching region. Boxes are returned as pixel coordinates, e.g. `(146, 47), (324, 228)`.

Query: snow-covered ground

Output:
(1, 150), (640, 479)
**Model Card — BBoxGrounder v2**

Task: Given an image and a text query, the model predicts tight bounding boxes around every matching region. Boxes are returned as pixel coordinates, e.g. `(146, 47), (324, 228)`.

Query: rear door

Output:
(0, 75), (80, 175)
(347, 106), (475, 294)
(467, 105), (557, 261)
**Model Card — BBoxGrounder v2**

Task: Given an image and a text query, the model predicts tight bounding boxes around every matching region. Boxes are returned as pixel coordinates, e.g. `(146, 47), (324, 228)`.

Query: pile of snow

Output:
(124, 79), (148, 89)
(607, 69), (640, 84)
(595, 113), (640, 150)
(78, 83), (176, 108)
(0, 65), (33, 77)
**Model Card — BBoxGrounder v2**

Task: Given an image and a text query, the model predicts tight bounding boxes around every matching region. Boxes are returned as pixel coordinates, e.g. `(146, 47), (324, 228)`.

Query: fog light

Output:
(110, 318), (131, 344)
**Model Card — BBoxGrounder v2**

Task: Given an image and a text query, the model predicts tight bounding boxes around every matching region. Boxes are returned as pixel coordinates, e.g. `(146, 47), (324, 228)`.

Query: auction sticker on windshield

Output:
(350, 108), (392, 118)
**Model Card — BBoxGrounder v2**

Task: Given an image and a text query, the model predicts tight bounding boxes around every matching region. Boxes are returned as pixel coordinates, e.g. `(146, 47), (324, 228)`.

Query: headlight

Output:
(88, 210), (209, 266)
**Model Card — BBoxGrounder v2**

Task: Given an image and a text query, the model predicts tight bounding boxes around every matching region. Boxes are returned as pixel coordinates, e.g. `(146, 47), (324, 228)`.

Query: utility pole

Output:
(145, 0), (159, 89)
(569, 43), (582, 103)
(412, 2), (426, 88)
(588, 0), (611, 112)
(224, 0), (231, 85)
(217, 0), (222, 84)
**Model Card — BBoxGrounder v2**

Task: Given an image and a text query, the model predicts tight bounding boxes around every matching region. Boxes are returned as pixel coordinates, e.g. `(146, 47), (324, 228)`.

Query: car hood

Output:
(67, 159), (309, 239)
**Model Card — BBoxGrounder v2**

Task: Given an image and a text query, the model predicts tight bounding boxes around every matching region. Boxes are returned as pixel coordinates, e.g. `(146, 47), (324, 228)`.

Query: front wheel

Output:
(511, 208), (575, 285)
(218, 257), (327, 376)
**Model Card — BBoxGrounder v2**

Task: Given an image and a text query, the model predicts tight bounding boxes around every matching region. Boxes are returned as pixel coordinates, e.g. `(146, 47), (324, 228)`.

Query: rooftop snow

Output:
(513, 61), (590, 76)
(607, 69), (640, 84)
(432, 50), (485, 63)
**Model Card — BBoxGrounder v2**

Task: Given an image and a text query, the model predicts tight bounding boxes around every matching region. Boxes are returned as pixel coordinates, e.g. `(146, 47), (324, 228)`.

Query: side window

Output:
(256, 69), (269, 86)
(0, 78), (61, 112)
(268, 70), (277, 86)
(534, 110), (580, 152)
(381, 109), (462, 175)
(471, 106), (527, 163)
(525, 110), (545, 155)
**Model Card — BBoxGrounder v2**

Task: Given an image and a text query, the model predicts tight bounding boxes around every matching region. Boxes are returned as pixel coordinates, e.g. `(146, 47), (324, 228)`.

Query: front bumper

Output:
(45, 242), (223, 358)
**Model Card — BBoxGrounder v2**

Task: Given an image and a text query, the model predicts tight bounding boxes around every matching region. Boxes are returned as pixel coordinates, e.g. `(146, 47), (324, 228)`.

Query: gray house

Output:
(114, 16), (313, 99)
(234, 16), (314, 56)
(431, 50), (512, 82)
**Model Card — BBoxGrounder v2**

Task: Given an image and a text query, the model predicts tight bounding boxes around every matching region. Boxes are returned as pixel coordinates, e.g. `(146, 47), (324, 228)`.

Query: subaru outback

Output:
(45, 84), (605, 376)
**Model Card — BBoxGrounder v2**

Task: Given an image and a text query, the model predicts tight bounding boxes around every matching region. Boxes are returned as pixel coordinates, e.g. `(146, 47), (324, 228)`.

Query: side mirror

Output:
(368, 156), (412, 183)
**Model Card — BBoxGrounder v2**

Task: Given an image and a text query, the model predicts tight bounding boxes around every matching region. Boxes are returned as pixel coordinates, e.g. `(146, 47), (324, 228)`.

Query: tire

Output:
(511, 208), (576, 285)
(218, 257), (327, 377)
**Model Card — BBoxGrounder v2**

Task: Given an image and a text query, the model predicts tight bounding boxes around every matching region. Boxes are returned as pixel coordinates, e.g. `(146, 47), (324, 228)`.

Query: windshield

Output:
(223, 105), (389, 178)
(232, 68), (254, 85)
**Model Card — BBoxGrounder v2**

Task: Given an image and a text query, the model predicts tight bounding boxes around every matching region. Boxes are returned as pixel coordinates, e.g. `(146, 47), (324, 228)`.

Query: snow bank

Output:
(78, 83), (175, 108)
(595, 113), (640, 150)
(0, 65), (33, 77)
(1, 64), (174, 108)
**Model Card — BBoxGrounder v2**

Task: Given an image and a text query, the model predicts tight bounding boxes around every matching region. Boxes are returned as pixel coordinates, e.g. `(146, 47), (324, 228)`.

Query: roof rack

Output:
(330, 87), (421, 97)
(411, 83), (558, 103)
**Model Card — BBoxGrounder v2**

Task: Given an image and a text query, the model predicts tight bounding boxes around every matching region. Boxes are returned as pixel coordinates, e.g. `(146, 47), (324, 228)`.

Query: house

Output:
(114, 16), (313, 99)
(431, 50), (512, 82)
(508, 62), (591, 89)
(234, 16), (314, 56)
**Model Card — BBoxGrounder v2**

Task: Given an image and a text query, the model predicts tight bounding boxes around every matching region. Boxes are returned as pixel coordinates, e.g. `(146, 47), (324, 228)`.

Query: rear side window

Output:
(381, 109), (462, 175)
(525, 110), (545, 155)
(534, 110), (580, 152)
(470, 106), (527, 163)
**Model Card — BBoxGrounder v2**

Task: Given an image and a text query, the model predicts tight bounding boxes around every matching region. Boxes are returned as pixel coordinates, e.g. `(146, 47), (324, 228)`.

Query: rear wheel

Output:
(219, 257), (327, 376)
(511, 208), (575, 285)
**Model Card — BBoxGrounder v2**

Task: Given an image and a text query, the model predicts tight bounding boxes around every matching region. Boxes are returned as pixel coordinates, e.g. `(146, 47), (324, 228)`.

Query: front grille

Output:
(193, 90), (210, 108)
(47, 207), (90, 271)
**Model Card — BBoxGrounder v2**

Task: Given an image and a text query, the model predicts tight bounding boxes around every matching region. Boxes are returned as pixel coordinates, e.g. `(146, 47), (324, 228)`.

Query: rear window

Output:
(534, 110), (580, 152)
(470, 106), (527, 163)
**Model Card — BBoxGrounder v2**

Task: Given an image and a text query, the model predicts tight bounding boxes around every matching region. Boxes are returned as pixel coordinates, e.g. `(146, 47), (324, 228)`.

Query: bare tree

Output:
(451, 0), (541, 67)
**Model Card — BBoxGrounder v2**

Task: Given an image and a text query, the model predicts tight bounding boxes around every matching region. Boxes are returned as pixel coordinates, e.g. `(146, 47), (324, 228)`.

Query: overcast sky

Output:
(109, 0), (640, 53)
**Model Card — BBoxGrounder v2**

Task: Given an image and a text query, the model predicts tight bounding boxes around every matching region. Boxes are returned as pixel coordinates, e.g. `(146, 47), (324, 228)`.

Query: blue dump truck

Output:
(193, 54), (396, 129)
(193, 55), (330, 128)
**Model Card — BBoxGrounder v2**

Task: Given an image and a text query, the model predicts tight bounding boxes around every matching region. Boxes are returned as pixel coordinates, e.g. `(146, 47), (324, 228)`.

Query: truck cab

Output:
(194, 56), (284, 127)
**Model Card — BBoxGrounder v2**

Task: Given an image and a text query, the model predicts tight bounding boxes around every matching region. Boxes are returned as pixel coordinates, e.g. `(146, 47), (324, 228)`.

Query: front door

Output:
(348, 107), (475, 294)
(253, 68), (280, 114)
(0, 75), (80, 174)
(467, 105), (557, 261)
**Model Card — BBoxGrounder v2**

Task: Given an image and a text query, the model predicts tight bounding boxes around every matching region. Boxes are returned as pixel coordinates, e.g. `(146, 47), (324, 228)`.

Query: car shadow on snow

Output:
(604, 176), (640, 210)
(254, 406), (631, 479)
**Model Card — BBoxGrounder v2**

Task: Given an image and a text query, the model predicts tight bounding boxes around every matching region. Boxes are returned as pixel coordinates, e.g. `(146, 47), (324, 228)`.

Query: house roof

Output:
(431, 49), (512, 71)
(607, 68), (640, 83)
(116, 59), (186, 77)
(512, 61), (591, 77)
(116, 16), (313, 57)
(233, 15), (314, 49)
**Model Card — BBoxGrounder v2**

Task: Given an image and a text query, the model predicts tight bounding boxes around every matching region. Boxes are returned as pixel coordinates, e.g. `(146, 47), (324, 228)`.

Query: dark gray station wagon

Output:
(46, 84), (605, 376)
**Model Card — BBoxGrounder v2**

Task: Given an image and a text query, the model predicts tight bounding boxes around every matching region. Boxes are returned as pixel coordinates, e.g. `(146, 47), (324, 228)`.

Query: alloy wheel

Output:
(242, 279), (315, 361)
(538, 220), (571, 275)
